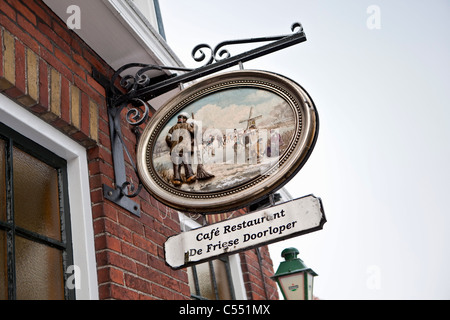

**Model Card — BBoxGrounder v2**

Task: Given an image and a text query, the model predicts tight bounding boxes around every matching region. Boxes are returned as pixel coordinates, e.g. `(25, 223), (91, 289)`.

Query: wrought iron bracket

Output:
(93, 23), (307, 217)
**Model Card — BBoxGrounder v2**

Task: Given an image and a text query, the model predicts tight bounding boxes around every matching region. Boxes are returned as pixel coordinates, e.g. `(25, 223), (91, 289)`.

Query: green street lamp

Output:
(271, 247), (318, 300)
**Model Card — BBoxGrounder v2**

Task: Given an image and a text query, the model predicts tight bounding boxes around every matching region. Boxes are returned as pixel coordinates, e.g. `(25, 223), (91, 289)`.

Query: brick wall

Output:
(0, 0), (104, 148)
(0, 0), (278, 300)
(240, 247), (279, 300)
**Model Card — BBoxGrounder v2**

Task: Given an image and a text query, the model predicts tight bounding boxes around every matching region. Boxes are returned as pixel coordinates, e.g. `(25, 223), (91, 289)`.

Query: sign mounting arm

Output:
(93, 23), (308, 216)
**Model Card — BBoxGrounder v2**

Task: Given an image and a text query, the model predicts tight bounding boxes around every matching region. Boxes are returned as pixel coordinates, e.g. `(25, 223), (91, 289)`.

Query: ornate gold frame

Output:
(137, 70), (318, 214)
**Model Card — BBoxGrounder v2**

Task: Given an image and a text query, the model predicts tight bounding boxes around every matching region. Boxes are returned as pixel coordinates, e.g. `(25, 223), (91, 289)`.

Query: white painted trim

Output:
(228, 254), (247, 300)
(103, 0), (184, 68)
(0, 95), (99, 300)
(126, 0), (159, 33)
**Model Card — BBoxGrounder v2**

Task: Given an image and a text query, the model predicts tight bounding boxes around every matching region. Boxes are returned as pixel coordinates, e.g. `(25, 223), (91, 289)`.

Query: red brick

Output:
(95, 234), (121, 254)
(147, 254), (167, 273)
(54, 46), (85, 79)
(132, 234), (157, 255)
(73, 52), (90, 72)
(139, 294), (154, 300)
(74, 74), (104, 107)
(125, 274), (152, 294)
(70, 130), (90, 145)
(109, 283), (139, 300)
(53, 47), (72, 69)
(52, 19), (72, 47)
(98, 131), (111, 150)
(98, 117), (109, 136)
(104, 218), (132, 243)
(106, 251), (136, 273)
(87, 73), (106, 96)
(160, 274), (180, 291)
(107, 235), (122, 253)
(0, 1), (16, 22)
(173, 290), (190, 300)
(109, 267), (125, 285)
(40, 46), (73, 82)
(152, 283), (174, 300)
(118, 212), (144, 235)
(22, 0), (51, 26)
(93, 218), (106, 235)
(70, 37), (82, 54)
(0, 29), (3, 79)
(121, 242), (147, 265)
(0, 12), (39, 53)
(83, 47), (108, 76)
(37, 21), (71, 54)
(93, 161), (115, 182)
(96, 267), (109, 285)
(16, 12), (52, 51)
(98, 284), (110, 300)
(101, 203), (119, 221)
(89, 172), (107, 190)
(144, 227), (165, 248)
(11, 0), (36, 25)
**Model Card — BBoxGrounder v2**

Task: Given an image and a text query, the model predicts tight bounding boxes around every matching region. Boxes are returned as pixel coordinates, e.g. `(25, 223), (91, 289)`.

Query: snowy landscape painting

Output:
(152, 87), (297, 193)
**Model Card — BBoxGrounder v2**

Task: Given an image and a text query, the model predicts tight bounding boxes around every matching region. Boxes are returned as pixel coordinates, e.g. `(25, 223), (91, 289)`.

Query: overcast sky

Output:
(158, 0), (450, 299)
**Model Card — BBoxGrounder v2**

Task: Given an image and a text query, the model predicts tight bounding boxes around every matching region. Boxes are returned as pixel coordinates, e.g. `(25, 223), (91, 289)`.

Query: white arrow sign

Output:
(164, 195), (326, 269)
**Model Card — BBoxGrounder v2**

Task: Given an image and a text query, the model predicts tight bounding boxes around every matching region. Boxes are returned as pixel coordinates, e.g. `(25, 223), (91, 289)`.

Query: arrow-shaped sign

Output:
(165, 195), (326, 269)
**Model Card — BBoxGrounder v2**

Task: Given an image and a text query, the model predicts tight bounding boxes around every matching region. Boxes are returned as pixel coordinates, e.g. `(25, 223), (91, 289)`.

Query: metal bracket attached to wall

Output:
(93, 23), (307, 217)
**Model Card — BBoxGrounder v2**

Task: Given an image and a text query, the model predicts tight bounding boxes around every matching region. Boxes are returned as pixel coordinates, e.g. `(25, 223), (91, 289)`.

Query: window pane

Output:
(212, 259), (232, 300)
(13, 147), (61, 241)
(196, 262), (215, 300)
(15, 236), (64, 300)
(0, 230), (7, 300)
(0, 139), (5, 222)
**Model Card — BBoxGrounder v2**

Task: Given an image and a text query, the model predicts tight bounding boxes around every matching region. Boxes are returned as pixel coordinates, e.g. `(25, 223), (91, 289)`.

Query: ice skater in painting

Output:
(165, 112), (197, 186)
(165, 112), (214, 186)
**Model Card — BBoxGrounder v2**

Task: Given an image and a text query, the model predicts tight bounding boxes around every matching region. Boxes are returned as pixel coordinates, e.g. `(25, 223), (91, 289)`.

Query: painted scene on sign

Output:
(152, 87), (297, 193)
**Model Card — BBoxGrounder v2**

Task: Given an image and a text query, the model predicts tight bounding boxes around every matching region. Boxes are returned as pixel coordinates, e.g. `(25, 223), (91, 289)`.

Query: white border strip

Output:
(103, 0), (184, 68)
(0, 95), (99, 300)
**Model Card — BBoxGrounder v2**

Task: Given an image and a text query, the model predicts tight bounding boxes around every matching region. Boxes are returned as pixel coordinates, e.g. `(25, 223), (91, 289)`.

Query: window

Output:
(1, 94), (98, 299)
(187, 257), (235, 300)
(179, 213), (247, 300)
(0, 123), (74, 300)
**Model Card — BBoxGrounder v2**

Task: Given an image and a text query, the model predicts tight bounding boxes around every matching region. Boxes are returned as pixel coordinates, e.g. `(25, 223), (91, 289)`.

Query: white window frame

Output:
(178, 213), (247, 300)
(0, 94), (98, 300)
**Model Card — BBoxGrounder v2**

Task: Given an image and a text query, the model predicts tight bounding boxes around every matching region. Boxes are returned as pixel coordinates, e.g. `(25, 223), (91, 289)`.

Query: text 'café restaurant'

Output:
(0, 0), (323, 300)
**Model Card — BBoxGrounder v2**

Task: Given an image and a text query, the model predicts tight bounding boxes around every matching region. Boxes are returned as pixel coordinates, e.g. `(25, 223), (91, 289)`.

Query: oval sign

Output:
(137, 70), (318, 214)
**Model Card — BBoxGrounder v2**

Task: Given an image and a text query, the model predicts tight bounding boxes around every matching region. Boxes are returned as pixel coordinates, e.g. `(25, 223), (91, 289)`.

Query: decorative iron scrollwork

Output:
(100, 22), (307, 216)
(109, 64), (192, 109)
(126, 98), (151, 126)
(192, 23), (303, 67)
(111, 98), (151, 199)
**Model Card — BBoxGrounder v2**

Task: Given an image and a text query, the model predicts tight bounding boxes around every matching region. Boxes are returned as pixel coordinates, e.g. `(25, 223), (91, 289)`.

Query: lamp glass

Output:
(278, 272), (305, 300)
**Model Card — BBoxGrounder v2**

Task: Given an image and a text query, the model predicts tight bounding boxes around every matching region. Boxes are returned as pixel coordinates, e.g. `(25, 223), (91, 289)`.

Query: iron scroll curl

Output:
(192, 23), (304, 67)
